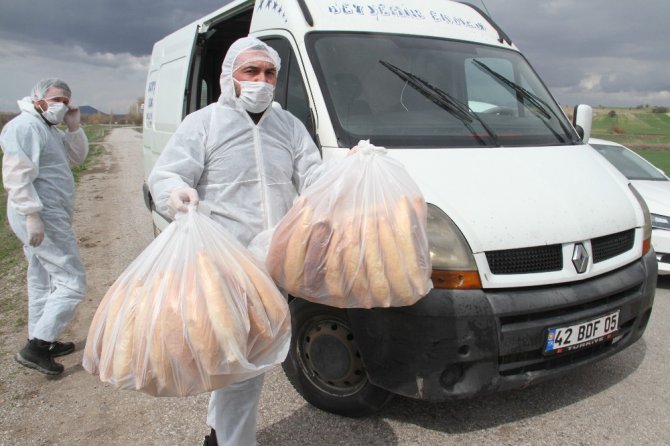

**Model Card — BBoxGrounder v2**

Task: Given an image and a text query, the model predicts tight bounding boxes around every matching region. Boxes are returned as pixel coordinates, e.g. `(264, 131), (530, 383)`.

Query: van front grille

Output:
(592, 229), (635, 263)
(486, 245), (562, 275)
(485, 229), (636, 275)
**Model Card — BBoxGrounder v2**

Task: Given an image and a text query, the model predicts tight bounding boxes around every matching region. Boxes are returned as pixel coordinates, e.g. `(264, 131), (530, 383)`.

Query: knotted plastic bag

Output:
(266, 140), (432, 308)
(82, 204), (290, 397)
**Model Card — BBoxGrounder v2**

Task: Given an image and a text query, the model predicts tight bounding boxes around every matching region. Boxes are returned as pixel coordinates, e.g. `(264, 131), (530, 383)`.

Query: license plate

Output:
(544, 310), (620, 354)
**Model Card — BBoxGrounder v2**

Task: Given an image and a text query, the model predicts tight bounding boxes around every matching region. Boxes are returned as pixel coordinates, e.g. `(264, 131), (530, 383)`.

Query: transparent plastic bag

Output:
(267, 140), (432, 308)
(82, 204), (290, 397)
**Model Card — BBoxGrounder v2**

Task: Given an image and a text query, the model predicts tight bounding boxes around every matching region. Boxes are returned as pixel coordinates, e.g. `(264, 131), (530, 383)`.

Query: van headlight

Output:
(426, 204), (482, 289)
(651, 213), (670, 230)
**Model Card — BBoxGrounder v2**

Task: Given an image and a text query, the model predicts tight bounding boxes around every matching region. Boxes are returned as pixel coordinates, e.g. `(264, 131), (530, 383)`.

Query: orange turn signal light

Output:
(431, 270), (482, 289)
(642, 237), (652, 256)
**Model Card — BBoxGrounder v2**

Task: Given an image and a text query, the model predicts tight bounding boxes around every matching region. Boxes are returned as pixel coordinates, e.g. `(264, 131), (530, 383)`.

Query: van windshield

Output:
(307, 33), (579, 148)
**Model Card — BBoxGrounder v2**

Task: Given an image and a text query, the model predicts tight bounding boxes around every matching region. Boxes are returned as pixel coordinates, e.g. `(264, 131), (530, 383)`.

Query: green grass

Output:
(0, 191), (22, 269)
(636, 150), (670, 176)
(73, 125), (110, 180)
(589, 108), (670, 175)
(593, 111), (670, 136)
(591, 108), (670, 146)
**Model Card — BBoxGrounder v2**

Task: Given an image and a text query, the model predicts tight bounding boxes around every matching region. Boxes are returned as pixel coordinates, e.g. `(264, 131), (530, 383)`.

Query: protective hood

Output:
(17, 97), (41, 118)
(218, 37), (281, 109)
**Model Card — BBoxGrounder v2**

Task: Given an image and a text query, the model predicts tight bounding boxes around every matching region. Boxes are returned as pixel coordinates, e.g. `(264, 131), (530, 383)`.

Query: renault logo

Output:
(572, 243), (589, 273)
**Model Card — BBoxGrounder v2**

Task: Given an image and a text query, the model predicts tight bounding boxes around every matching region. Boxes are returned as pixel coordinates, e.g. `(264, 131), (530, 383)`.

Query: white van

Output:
(142, 0), (657, 416)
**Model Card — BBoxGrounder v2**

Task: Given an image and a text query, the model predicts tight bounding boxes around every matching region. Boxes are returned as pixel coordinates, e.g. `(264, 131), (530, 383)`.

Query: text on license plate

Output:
(545, 310), (620, 354)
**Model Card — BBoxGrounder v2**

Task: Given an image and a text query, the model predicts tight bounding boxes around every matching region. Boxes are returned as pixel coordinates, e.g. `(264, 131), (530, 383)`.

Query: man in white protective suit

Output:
(148, 37), (324, 446)
(1, 78), (89, 376)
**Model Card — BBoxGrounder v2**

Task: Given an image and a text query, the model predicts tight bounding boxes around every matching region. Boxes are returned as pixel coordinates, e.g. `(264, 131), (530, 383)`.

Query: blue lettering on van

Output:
(327, 4), (366, 15)
(325, 4), (485, 30)
(256, 0), (288, 23)
(429, 10), (486, 30)
(327, 3), (424, 20)
(146, 82), (156, 112)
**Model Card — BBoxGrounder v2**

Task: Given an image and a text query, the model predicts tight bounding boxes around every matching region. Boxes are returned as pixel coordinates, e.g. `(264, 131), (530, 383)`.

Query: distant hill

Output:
(79, 105), (105, 115)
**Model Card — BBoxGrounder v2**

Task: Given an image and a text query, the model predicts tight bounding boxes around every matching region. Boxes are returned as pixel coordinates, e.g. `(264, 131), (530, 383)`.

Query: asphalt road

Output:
(2, 128), (668, 446)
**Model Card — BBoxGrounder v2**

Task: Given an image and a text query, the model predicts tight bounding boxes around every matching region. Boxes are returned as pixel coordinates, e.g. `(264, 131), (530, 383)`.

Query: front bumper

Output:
(347, 250), (657, 401)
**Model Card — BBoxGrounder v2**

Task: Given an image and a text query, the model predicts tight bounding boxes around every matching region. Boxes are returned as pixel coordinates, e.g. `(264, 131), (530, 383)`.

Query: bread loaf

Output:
(378, 215), (414, 304)
(340, 222), (371, 307)
(323, 225), (345, 298)
(282, 202), (313, 292)
(363, 219), (391, 307)
(196, 252), (247, 363)
(303, 220), (332, 295)
(183, 267), (221, 376)
(83, 280), (128, 376)
(233, 252), (289, 358)
(98, 281), (134, 382)
(267, 197), (306, 282)
(130, 280), (155, 392)
(111, 289), (138, 387)
(395, 195), (425, 293)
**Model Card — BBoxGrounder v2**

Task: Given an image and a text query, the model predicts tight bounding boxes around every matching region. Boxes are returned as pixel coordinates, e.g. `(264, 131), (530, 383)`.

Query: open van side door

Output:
(143, 23), (200, 184)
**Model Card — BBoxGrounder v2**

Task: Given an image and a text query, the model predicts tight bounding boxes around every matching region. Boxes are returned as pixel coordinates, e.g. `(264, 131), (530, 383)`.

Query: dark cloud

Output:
(482, 0), (670, 106)
(485, 0), (669, 60)
(0, 0), (229, 56)
(0, 0), (667, 110)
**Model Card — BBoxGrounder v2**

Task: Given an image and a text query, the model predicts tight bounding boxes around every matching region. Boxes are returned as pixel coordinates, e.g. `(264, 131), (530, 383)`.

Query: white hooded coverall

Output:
(148, 37), (324, 446)
(1, 97), (88, 342)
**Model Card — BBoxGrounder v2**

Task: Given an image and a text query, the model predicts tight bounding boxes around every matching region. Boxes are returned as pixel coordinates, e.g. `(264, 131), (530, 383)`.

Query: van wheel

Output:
(282, 298), (393, 417)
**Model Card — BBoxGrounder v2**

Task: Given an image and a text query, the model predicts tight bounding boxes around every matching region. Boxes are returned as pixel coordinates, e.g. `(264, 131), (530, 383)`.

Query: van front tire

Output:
(282, 298), (393, 417)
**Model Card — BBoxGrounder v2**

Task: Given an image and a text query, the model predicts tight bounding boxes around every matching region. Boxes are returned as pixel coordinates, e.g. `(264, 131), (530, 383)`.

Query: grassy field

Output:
(588, 107), (670, 175)
(0, 125), (110, 270)
(591, 108), (670, 144)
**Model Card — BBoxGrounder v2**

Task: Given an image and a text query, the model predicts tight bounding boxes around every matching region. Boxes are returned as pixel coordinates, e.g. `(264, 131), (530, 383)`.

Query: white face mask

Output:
(236, 80), (275, 113)
(40, 102), (69, 125)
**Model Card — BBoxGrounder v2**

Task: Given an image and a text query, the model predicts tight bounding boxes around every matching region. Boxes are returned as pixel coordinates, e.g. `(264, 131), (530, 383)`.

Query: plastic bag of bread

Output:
(82, 204), (290, 397)
(267, 140), (432, 308)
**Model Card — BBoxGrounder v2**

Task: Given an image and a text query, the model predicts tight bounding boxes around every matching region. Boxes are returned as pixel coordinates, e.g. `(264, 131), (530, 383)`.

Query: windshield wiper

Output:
(379, 60), (499, 147)
(471, 59), (576, 143)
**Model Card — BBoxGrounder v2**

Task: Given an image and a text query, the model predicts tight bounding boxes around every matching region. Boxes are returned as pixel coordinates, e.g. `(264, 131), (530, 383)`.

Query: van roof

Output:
(172, 0), (515, 51)
(251, 0), (513, 48)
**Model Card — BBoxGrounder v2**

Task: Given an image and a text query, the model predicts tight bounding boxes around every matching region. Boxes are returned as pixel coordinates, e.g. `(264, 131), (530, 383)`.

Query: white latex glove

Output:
(168, 186), (199, 217)
(26, 213), (45, 247)
(64, 106), (81, 132)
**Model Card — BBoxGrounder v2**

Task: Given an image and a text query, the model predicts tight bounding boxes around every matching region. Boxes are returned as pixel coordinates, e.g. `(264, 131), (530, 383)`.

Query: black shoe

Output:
(48, 341), (75, 357)
(203, 429), (218, 446)
(14, 339), (64, 375)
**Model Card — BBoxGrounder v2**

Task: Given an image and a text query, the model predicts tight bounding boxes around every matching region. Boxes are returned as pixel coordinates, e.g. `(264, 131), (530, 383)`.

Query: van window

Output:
(306, 33), (577, 148)
(263, 38), (314, 137)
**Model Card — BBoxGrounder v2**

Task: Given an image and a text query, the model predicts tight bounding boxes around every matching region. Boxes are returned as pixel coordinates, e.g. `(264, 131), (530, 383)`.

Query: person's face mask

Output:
(235, 80), (275, 113)
(39, 101), (69, 125)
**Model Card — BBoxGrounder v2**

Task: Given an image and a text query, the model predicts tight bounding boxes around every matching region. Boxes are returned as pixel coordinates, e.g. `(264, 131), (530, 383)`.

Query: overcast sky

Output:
(0, 0), (668, 113)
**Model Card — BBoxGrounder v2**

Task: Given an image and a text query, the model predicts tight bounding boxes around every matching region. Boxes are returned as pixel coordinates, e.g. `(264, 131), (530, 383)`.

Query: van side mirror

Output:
(573, 104), (593, 143)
